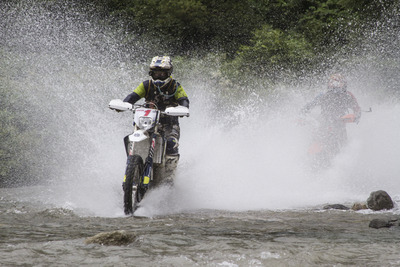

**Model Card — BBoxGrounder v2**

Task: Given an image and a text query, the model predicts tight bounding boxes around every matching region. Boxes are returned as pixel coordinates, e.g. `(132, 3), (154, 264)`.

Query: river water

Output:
(2, 1), (400, 266)
(1, 185), (400, 267)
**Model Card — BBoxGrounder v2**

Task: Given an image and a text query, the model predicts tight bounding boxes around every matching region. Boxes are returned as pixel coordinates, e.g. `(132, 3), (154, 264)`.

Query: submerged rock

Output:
(369, 218), (398, 229)
(323, 204), (350, 210)
(367, 190), (394, 211)
(85, 230), (136, 246)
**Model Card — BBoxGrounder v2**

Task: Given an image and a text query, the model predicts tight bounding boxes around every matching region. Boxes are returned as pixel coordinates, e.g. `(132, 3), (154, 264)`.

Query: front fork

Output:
(124, 129), (168, 189)
(141, 133), (157, 188)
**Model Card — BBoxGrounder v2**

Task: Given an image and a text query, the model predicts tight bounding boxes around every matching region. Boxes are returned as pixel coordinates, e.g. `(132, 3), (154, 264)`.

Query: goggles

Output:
(151, 70), (169, 80)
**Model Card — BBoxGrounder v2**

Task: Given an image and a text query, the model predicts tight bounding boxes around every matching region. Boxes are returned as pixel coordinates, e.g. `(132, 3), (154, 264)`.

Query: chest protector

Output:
(143, 79), (179, 111)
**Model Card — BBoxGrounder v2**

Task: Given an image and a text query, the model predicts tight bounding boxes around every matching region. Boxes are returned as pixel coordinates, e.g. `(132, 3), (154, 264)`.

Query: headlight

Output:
(138, 117), (154, 130)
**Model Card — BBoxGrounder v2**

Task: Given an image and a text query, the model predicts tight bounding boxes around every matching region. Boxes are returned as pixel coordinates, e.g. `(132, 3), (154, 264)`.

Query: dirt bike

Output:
(306, 113), (357, 170)
(109, 99), (189, 215)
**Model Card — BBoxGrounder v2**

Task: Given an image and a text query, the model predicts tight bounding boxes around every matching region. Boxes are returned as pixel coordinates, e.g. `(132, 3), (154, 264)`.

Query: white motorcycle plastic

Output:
(109, 99), (189, 215)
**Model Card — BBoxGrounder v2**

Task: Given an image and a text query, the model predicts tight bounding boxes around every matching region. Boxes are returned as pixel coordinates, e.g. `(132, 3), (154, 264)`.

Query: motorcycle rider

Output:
(301, 73), (361, 123)
(301, 74), (361, 162)
(121, 56), (189, 174)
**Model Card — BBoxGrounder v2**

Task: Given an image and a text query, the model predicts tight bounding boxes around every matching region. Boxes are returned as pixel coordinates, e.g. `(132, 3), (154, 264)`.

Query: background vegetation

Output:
(97, 0), (398, 79)
(1, 0), (399, 186)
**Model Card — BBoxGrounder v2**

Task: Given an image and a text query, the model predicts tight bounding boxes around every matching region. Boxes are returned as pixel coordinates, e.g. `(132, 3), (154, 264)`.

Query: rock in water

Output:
(367, 190), (394, 211)
(351, 203), (368, 211)
(85, 230), (136, 246)
(369, 219), (398, 229)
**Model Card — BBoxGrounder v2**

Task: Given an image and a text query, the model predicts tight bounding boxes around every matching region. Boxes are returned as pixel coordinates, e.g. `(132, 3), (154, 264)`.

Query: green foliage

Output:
(0, 51), (42, 187)
(101, 0), (264, 55)
(201, 0), (264, 56)
(101, 0), (208, 53)
(230, 25), (314, 79)
(96, 0), (398, 79)
(297, 0), (354, 49)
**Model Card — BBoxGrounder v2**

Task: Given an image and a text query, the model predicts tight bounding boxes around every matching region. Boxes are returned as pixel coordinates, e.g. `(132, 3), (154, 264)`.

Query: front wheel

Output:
(123, 155), (144, 215)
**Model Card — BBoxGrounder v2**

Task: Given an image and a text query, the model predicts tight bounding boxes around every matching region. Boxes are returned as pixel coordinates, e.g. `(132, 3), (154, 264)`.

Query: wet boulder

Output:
(369, 218), (398, 229)
(85, 230), (136, 246)
(367, 190), (394, 211)
(351, 203), (368, 211)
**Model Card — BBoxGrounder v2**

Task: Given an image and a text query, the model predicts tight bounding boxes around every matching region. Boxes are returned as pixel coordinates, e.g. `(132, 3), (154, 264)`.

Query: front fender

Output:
(129, 129), (149, 142)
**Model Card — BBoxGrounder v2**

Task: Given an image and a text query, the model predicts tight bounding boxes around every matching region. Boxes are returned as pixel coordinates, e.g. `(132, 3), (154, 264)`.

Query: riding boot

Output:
(164, 154), (180, 185)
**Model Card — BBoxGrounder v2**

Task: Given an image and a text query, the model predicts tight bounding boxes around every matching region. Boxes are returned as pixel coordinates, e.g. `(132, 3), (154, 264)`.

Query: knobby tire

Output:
(123, 155), (144, 215)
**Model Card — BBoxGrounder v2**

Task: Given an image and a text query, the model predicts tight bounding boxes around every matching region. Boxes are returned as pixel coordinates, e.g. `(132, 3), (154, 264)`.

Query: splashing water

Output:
(1, 1), (400, 218)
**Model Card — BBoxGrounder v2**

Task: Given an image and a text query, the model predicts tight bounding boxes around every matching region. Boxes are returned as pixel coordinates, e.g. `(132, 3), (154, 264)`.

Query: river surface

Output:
(1, 186), (400, 267)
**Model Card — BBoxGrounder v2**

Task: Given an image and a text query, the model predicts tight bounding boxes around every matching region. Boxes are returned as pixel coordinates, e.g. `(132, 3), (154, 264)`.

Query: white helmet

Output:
(328, 73), (347, 92)
(149, 56), (173, 86)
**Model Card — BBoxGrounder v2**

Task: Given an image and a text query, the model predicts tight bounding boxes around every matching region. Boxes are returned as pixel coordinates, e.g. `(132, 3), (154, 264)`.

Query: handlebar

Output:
(108, 99), (189, 117)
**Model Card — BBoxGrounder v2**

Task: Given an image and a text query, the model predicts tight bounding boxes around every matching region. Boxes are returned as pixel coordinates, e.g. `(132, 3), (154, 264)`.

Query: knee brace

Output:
(166, 137), (179, 155)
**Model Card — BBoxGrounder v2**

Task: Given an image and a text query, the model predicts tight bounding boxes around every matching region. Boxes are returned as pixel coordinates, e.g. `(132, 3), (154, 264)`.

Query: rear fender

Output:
(341, 114), (356, 123)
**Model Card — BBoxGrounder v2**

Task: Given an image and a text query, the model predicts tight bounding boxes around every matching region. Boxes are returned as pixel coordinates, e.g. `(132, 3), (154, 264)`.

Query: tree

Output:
(228, 25), (314, 82)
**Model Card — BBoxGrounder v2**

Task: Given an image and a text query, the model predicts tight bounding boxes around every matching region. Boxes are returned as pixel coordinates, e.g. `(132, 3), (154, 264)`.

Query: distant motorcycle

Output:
(306, 113), (357, 169)
(109, 99), (189, 215)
